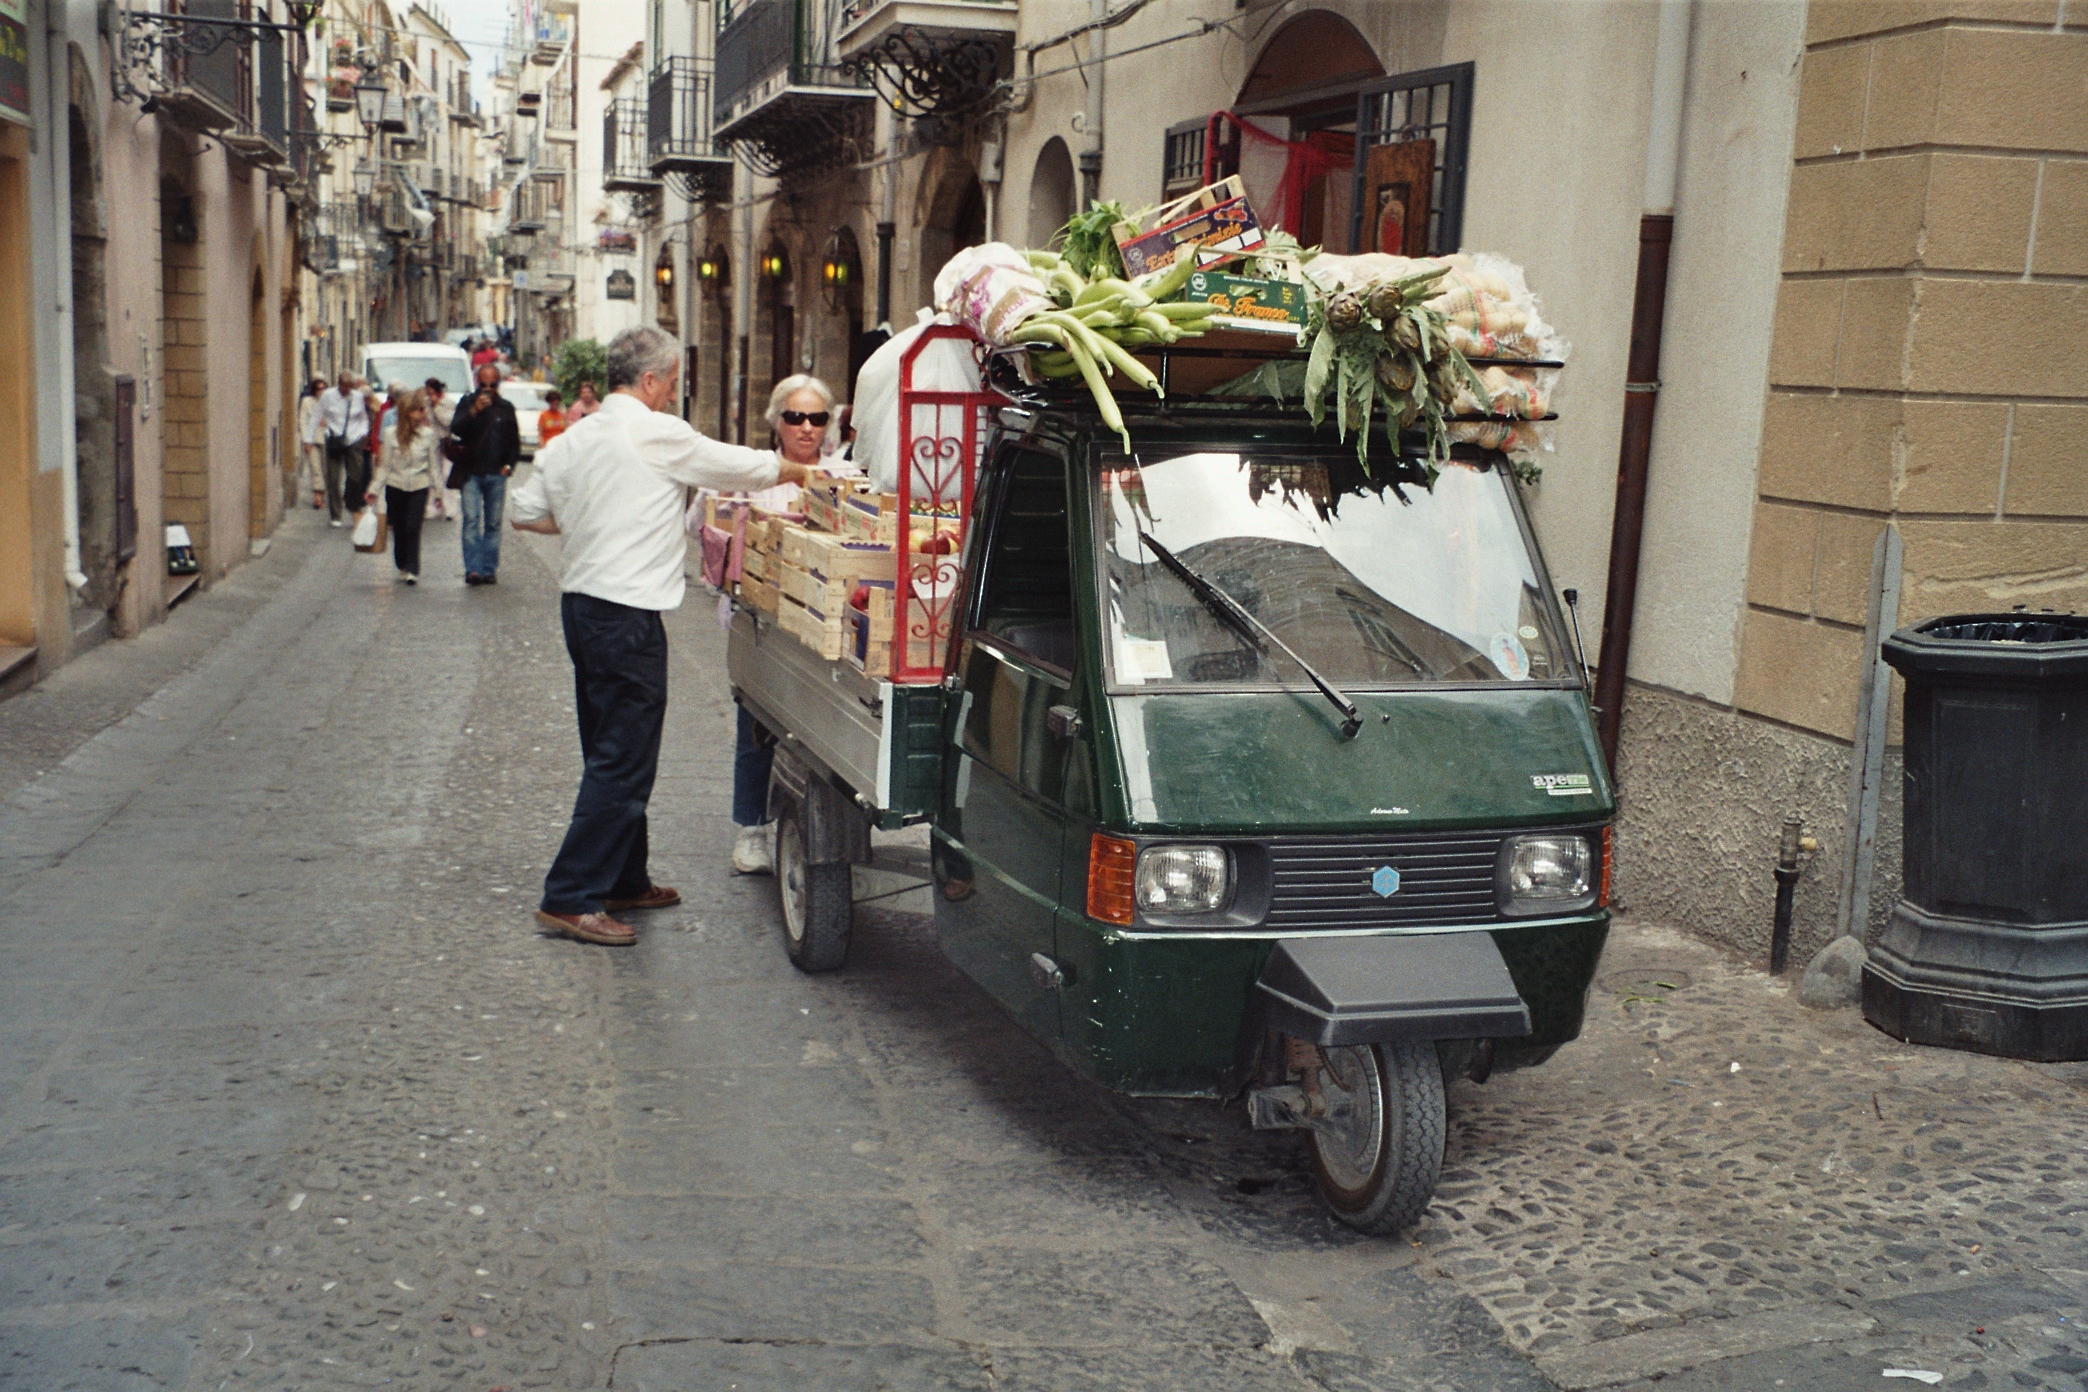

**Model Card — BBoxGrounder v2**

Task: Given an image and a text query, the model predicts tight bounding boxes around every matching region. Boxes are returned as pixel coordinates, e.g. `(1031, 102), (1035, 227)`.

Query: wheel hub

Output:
(1309, 1045), (1384, 1191)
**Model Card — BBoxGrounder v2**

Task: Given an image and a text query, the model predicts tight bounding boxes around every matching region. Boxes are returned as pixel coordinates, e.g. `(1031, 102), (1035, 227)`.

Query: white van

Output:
(357, 342), (474, 399)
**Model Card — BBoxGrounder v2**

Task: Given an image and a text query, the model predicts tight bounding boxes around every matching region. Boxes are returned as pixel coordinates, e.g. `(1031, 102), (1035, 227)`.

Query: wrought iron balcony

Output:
(603, 97), (660, 193)
(137, 0), (256, 132)
(713, 0), (873, 179)
(507, 178), (547, 235)
(834, 0), (1014, 122)
(647, 57), (733, 204)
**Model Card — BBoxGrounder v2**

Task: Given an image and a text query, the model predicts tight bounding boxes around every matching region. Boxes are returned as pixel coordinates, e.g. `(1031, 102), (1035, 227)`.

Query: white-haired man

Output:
(509, 326), (810, 946)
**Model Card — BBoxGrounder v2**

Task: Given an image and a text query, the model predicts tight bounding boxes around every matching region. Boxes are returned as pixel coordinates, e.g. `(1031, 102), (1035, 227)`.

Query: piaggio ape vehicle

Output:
(727, 327), (1614, 1233)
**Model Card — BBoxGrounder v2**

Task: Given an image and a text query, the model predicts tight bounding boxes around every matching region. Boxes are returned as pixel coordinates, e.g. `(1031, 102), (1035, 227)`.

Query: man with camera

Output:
(447, 361), (521, 585)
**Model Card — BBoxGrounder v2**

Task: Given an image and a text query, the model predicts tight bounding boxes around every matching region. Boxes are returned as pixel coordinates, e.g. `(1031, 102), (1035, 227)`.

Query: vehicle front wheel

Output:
(1306, 1038), (1445, 1235)
(776, 805), (851, 973)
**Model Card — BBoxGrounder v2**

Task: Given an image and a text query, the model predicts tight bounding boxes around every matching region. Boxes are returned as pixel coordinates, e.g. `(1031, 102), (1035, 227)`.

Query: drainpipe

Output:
(875, 104), (896, 330)
(1594, 0), (1692, 770)
(733, 163), (752, 441)
(47, 2), (87, 595)
(1077, 0), (1104, 207)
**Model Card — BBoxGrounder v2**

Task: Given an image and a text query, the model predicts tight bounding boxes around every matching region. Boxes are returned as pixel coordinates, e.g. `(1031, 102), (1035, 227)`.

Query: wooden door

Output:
(1361, 138), (1435, 257)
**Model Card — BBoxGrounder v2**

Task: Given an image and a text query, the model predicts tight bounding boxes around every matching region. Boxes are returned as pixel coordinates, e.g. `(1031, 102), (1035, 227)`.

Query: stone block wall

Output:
(1739, 2), (2088, 747)
(160, 234), (212, 572)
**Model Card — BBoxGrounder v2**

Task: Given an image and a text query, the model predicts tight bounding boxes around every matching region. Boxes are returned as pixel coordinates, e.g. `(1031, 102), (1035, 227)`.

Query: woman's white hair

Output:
(765, 374), (838, 452)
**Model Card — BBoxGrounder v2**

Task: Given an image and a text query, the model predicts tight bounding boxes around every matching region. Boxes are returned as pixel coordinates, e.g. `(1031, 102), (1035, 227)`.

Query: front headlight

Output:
(1135, 844), (1232, 915)
(1497, 833), (1598, 915)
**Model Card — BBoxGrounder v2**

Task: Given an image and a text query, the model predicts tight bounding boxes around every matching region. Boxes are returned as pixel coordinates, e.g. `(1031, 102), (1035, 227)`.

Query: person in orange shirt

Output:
(537, 389), (568, 448)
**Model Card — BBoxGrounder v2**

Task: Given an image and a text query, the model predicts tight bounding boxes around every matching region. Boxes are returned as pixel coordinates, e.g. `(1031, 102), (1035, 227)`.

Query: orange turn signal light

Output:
(1597, 825), (1614, 908)
(1087, 833), (1137, 926)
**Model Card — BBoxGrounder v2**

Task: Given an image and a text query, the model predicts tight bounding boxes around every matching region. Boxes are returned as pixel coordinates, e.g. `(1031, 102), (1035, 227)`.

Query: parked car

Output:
(499, 379), (553, 458)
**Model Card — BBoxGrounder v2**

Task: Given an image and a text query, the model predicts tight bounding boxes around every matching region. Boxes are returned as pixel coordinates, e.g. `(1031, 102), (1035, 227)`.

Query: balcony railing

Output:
(647, 57), (733, 204)
(713, 0), (874, 178)
(544, 74), (575, 134)
(159, 0), (253, 132)
(602, 97), (660, 193)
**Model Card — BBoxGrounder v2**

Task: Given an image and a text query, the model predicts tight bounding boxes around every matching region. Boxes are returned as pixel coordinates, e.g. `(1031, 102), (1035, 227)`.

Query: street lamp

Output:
(354, 74), (388, 132)
(352, 159), (376, 197)
(655, 260), (675, 290)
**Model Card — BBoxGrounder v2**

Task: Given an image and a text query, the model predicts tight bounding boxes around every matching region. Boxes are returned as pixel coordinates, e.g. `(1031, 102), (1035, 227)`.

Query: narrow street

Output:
(3, 512), (2085, 1392)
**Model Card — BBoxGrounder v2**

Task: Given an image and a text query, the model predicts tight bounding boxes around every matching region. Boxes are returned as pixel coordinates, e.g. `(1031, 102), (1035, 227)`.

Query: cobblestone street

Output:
(2, 511), (2085, 1392)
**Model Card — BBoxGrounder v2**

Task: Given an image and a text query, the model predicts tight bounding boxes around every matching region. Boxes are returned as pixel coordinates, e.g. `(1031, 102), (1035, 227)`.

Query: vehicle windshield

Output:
(1098, 450), (1571, 690)
(500, 382), (548, 411)
(370, 357), (471, 394)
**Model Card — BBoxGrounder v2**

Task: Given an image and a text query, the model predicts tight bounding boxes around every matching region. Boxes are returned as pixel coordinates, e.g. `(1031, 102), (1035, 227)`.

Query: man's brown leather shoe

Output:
(604, 885), (681, 913)
(534, 910), (637, 946)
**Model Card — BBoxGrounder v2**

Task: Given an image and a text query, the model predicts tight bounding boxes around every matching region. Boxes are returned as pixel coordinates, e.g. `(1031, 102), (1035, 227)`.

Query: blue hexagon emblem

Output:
(1370, 865), (1401, 898)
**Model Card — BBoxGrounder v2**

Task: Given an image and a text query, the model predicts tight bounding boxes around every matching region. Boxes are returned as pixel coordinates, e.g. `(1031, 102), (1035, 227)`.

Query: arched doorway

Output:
(1025, 137), (1075, 249)
(819, 225), (865, 402)
(916, 161), (985, 311)
(247, 267), (269, 544)
(68, 51), (124, 619)
(700, 246), (732, 442)
(754, 237), (793, 439)
(159, 158), (212, 582)
(1232, 11), (1386, 251)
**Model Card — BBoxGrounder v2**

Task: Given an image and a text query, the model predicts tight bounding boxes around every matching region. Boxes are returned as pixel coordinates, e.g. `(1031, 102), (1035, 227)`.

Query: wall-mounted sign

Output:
(512, 270), (530, 290)
(0, 0), (30, 128)
(605, 268), (636, 301)
(598, 228), (637, 254)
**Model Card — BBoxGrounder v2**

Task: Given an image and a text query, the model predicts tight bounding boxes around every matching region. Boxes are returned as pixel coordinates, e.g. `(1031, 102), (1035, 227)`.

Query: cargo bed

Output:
(726, 607), (945, 827)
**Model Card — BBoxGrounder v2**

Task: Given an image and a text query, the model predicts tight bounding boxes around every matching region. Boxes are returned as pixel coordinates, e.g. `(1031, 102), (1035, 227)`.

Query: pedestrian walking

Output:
(368, 388), (442, 585)
(423, 377), (457, 521)
(727, 373), (854, 875)
(567, 379), (602, 421)
(470, 337), (499, 372)
(508, 326), (809, 947)
(448, 362), (521, 585)
(317, 372), (373, 527)
(296, 377), (327, 510)
(536, 389), (568, 447)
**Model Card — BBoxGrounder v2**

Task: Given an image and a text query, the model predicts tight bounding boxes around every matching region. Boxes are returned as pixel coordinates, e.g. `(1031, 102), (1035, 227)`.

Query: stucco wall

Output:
(1623, 1), (1804, 705)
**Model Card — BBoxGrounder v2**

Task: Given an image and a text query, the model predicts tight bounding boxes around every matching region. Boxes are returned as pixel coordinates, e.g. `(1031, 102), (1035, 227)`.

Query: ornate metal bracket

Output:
(106, 1), (306, 111)
(842, 31), (1003, 120)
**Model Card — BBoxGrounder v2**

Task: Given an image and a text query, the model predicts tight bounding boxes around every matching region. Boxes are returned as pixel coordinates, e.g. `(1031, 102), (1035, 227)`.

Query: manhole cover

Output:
(1600, 968), (1694, 998)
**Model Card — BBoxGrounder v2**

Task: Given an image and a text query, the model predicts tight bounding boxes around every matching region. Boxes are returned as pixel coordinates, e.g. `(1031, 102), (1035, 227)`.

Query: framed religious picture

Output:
(1362, 137), (1436, 257)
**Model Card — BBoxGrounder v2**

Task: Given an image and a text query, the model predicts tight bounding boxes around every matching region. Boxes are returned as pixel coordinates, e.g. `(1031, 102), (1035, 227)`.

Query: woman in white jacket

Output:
(368, 388), (443, 584)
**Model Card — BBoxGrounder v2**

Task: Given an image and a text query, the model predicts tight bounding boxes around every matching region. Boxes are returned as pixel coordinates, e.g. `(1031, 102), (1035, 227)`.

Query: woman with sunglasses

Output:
(719, 375), (862, 874)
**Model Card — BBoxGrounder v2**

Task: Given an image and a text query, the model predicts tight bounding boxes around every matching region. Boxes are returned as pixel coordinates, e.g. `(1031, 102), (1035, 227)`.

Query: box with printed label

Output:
(1182, 271), (1306, 329)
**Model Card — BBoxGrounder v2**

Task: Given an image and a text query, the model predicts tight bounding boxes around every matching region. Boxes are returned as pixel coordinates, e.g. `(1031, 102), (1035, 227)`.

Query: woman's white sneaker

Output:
(732, 823), (774, 875)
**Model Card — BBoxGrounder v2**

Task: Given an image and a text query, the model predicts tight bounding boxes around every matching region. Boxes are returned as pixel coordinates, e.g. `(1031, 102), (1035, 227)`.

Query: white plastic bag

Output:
(852, 312), (982, 497)
(932, 242), (1050, 346)
(350, 506), (381, 551)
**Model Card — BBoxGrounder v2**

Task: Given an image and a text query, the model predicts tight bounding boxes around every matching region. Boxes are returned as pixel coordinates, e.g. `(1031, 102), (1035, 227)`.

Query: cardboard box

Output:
(1113, 191), (1264, 278)
(1182, 270), (1306, 329)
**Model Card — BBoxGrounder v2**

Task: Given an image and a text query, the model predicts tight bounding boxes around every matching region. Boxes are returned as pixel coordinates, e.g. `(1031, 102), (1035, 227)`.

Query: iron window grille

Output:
(648, 56), (734, 205)
(1349, 62), (1474, 256)
(603, 97), (662, 192)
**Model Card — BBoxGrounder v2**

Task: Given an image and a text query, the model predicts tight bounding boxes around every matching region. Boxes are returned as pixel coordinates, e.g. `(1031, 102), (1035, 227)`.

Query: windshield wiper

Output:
(1136, 530), (1363, 740)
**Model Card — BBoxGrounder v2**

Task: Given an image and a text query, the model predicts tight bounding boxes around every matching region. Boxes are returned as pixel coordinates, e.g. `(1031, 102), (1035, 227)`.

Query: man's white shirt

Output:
(318, 387), (369, 446)
(509, 391), (778, 611)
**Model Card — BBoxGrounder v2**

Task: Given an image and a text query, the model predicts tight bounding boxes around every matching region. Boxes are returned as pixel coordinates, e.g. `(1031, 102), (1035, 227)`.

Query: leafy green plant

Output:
(1056, 202), (1132, 282)
(551, 338), (606, 406)
(1299, 267), (1492, 479)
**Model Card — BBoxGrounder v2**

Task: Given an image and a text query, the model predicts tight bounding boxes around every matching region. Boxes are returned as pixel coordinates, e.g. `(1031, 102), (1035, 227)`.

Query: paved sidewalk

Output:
(0, 506), (2082, 1391)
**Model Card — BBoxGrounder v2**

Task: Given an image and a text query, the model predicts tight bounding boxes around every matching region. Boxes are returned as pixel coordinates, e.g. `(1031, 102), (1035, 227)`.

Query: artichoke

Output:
(1326, 291), (1365, 332)
(1390, 312), (1422, 351)
(1376, 353), (1416, 392)
(1365, 282), (1405, 322)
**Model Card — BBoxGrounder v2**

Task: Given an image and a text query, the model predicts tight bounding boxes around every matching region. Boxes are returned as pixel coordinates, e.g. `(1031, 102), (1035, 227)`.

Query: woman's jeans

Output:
(734, 705), (773, 826)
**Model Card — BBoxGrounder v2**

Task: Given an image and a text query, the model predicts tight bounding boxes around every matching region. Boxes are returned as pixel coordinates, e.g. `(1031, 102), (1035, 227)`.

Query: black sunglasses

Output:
(780, 410), (830, 428)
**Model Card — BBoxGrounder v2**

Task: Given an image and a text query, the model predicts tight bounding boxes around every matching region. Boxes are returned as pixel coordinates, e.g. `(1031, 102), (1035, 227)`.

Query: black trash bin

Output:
(1863, 612), (2088, 1061)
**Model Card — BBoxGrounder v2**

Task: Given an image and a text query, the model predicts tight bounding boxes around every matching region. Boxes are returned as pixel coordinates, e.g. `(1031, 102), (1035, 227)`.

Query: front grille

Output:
(1266, 832), (1504, 929)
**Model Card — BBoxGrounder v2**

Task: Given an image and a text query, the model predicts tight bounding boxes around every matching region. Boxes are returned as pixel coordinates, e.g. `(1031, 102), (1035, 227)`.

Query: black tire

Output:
(1306, 1038), (1446, 1236)
(776, 805), (851, 973)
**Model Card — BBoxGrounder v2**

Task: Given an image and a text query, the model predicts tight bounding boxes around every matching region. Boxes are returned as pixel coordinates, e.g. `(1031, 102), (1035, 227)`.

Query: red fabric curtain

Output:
(1200, 110), (1351, 240)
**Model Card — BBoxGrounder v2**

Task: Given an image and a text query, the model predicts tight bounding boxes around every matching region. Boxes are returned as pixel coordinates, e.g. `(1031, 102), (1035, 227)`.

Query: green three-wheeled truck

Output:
(728, 326), (1614, 1234)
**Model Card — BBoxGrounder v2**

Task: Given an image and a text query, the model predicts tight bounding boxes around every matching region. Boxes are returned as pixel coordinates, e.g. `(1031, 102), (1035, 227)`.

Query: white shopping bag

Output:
(351, 506), (383, 552)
